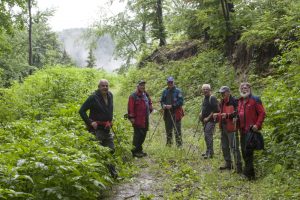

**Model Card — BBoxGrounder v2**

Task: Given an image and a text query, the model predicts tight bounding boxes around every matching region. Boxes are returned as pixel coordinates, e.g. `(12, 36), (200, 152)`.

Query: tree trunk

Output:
(28, 0), (33, 66)
(157, 0), (166, 46)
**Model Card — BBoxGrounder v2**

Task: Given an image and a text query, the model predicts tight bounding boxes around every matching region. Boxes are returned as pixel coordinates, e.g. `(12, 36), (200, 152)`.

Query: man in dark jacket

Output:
(128, 80), (153, 158)
(238, 82), (266, 180)
(200, 84), (219, 159)
(213, 86), (242, 173)
(160, 76), (184, 147)
(79, 79), (117, 178)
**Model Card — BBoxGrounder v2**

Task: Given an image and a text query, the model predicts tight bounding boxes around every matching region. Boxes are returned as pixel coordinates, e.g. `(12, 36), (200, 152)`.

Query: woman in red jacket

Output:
(238, 82), (266, 180)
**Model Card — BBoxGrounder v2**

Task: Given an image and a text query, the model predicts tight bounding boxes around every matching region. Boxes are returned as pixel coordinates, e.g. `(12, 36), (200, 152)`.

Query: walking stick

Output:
(168, 109), (181, 140)
(145, 111), (163, 148)
(187, 119), (201, 155)
(232, 117), (238, 171)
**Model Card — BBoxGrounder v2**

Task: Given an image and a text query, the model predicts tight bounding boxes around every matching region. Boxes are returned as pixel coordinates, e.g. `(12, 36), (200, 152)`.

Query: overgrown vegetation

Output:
(0, 67), (133, 199)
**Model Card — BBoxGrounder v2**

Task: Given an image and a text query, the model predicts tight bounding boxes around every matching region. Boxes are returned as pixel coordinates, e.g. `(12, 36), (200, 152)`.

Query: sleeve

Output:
(79, 95), (93, 125)
(211, 96), (220, 113)
(255, 98), (266, 129)
(174, 89), (184, 108)
(127, 95), (135, 119)
(228, 98), (238, 119)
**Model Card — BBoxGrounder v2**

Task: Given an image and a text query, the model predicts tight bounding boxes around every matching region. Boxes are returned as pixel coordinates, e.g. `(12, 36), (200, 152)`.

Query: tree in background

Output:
(86, 47), (96, 68)
(27, 0), (34, 66)
(94, 0), (168, 70)
(0, 0), (27, 34)
(0, 8), (74, 87)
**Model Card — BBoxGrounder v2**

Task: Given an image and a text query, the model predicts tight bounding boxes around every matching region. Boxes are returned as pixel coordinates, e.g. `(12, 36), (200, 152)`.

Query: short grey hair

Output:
(98, 79), (109, 86)
(202, 84), (211, 90)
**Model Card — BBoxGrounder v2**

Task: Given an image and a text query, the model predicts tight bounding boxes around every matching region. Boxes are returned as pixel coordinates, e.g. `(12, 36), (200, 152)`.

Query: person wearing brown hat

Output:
(128, 80), (153, 158)
(213, 86), (242, 173)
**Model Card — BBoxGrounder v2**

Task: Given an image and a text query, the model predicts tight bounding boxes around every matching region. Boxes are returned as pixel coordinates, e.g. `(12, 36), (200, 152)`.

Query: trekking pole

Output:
(190, 129), (204, 157)
(232, 117), (238, 172)
(187, 119), (201, 155)
(168, 109), (181, 140)
(111, 125), (121, 147)
(145, 111), (163, 148)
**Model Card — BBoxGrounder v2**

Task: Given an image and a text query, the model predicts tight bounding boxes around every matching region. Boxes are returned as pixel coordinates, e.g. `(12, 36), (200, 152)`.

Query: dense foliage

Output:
(0, 67), (133, 199)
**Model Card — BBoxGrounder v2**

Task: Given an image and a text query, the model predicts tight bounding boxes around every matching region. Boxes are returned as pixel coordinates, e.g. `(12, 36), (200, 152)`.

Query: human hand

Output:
(252, 125), (258, 132)
(204, 117), (209, 123)
(221, 113), (227, 119)
(91, 122), (98, 130)
(165, 105), (172, 109)
(130, 118), (135, 124)
(213, 113), (218, 121)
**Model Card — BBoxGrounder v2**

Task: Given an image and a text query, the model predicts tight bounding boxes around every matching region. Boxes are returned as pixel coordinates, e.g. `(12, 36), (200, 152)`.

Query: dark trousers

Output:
(132, 127), (148, 153)
(95, 128), (115, 153)
(164, 110), (182, 147)
(240, 132), (255, 178)
(95, 128), (117, 177)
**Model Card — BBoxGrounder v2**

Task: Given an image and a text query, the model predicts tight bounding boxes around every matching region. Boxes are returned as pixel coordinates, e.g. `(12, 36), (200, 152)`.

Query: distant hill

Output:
(57, 28), (123, 71)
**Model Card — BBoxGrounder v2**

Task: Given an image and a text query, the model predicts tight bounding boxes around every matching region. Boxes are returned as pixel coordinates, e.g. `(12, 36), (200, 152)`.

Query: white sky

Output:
(36, 0), (125, 31)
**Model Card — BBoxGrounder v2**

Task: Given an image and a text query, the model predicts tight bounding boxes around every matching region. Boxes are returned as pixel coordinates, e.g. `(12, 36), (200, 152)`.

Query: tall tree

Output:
(28, 0), (33, 66)
(155, 0), (166, 46)
(86, 47), (96, 68)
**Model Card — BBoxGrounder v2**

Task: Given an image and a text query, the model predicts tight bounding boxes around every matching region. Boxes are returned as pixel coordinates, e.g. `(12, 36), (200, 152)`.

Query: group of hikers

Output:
(79, 77), (265, 181)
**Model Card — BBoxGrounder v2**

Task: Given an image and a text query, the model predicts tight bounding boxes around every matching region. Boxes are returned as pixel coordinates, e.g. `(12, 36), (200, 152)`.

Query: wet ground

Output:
(102, 157), (164, 200)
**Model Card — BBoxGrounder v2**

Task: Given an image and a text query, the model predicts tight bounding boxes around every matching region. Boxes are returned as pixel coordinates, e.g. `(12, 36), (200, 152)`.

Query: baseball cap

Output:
(138, 80), (146, 85)
(167, 76), (174, 82)
(218, 86), (230, 93)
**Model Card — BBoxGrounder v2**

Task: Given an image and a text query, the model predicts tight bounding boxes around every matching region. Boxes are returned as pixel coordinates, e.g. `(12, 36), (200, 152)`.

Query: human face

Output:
(138, 83), (145, 92)
(99, 80), (109, 94)
(167, 81), (174, 89)
(202, 87), (211, 96)
(240, 85), (250, 98)
(221, 91), (230, 99)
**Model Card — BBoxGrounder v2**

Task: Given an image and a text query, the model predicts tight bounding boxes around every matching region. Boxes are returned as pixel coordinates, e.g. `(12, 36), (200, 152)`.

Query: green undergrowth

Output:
(0, 66), (134, 199)
(142, 112), (299, 199)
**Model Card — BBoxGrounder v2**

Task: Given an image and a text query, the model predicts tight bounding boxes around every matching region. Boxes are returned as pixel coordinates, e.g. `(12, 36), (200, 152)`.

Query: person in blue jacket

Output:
(160, 76), (184, 147)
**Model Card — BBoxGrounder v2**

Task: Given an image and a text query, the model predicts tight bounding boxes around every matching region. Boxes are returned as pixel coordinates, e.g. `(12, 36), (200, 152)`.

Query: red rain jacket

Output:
(238, 95), (266, 133)
(128, 91), (153, 128)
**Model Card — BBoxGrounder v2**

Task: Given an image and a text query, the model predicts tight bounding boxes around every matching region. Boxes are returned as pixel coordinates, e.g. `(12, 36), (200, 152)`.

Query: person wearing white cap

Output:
(160, 76), (184, 147)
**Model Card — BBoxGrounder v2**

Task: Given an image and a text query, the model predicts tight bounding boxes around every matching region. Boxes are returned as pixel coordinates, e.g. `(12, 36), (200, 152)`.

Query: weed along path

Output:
(102, 111), (262, 199)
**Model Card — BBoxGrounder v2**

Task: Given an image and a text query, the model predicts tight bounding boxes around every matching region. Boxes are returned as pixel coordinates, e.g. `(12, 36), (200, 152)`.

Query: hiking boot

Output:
(203, 154), (213, 159)
(141, 152), (148, 157)
(201, 152), (207, 157)
(108, 165), (118, 179)
(132, 152), (144, 158)
(219, 162), (233, 170)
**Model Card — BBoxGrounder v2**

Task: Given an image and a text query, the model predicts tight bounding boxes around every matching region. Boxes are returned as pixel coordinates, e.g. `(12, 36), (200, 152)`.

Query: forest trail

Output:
(103, 157), (164, 200)
(101, 112), (257, 199)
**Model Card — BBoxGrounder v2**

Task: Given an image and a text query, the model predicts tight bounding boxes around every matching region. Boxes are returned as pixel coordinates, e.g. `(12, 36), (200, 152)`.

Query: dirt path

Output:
(103, 157), (164, 200)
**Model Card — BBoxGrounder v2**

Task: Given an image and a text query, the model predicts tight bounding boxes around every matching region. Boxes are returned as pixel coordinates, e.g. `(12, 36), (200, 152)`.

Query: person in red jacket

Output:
(238, 82), (266, 180)
(128, 80), (153, 158)
(213, 86), (242, 173)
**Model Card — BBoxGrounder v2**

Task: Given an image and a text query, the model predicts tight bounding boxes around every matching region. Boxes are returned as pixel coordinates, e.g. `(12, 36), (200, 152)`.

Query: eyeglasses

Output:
(167, 81), (174, 84)
(241, 87), (249, 90)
